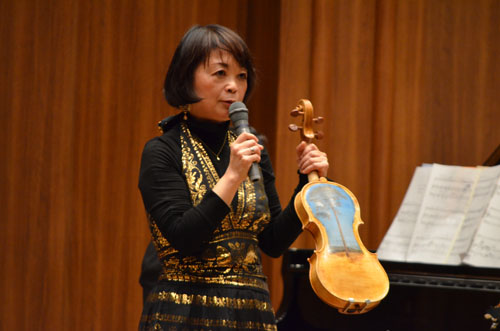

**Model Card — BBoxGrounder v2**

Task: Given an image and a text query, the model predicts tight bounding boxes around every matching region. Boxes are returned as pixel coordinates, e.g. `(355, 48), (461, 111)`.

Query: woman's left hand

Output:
(296, 141), (329, 177)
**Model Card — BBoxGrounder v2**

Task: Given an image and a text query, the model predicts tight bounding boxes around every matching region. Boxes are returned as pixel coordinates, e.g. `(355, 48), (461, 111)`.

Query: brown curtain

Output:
(1, 0), (499, 329)
(267, 0), (500, 307)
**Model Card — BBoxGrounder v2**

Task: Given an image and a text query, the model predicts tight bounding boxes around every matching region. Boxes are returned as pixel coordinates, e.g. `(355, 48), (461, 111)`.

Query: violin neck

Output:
(308, 171), (320, 182)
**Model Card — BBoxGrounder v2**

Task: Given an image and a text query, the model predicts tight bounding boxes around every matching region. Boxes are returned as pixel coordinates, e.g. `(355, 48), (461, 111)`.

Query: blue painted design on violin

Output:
(305, 183), (362, 253)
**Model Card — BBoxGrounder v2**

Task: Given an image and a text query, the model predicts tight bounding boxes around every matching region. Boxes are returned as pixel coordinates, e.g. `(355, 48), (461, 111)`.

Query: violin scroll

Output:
(288, 99), (324, 143)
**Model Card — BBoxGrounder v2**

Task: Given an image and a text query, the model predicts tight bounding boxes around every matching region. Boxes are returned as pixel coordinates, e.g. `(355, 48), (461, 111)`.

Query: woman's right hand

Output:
(226, 132), (263, 183)
(213, 132), (263, 206)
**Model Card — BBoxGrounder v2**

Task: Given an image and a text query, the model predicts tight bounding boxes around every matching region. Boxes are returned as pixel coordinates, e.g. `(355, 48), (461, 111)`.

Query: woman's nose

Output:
(225, 79), (237, 93)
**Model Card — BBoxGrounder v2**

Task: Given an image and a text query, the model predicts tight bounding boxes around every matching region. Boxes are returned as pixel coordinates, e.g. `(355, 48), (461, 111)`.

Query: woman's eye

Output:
(215, 70), (226, 77)
(238, 73), (248, 80)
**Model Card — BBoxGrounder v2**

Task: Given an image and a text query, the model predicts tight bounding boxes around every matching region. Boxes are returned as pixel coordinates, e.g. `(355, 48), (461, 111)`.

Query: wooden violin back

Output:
(294, 179), (389, 314)
(289, 99), (389, 314)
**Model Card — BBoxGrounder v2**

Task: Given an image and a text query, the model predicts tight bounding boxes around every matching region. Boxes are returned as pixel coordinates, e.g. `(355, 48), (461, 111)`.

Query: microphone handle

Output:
(249, 163), (262, 182)
(234, 125), (262, 182)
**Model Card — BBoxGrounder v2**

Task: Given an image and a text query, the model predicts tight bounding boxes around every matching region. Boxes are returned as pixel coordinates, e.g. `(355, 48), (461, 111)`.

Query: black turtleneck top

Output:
(138, 113), (306, 258)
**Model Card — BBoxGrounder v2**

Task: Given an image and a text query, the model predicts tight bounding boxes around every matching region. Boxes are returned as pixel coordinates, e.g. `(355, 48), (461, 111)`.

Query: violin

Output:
(289, 99), (390, 314)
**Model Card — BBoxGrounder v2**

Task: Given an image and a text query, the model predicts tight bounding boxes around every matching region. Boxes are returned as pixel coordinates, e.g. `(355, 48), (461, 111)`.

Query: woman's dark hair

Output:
(163, 24), (256, 108)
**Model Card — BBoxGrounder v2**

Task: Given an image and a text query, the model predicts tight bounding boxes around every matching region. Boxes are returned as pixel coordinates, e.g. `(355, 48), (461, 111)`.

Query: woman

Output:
(138, 24), (328, 330)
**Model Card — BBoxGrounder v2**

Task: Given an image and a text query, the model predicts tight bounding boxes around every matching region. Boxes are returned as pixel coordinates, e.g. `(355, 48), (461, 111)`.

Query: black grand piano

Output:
(277, 146), (500, 331)
(276, 248), (500, 331)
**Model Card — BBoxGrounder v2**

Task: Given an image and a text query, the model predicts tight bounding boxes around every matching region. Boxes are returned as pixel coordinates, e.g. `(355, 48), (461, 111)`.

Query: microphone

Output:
(228, 102), (262, 182)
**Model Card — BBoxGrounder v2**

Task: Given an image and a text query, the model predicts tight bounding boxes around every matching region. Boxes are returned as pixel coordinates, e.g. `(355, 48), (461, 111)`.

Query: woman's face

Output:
(190, 49), (248, 122)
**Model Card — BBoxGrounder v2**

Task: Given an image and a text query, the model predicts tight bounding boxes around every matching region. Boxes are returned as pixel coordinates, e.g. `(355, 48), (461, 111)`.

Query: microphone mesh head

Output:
(228, 102), (248, 123)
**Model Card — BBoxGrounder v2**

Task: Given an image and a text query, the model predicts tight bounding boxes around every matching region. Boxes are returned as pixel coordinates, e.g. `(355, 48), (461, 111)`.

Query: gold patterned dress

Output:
(138, 114), (305, 331)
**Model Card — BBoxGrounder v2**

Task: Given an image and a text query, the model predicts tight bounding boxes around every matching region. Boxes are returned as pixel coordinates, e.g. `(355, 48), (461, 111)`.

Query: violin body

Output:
(294, 178), (390, 313)
(289, 98), (389, 313)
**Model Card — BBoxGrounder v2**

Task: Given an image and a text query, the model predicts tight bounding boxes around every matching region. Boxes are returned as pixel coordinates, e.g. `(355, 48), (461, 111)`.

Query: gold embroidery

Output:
(146, 292), (273, 312)
(141, 313), (277, 331)
(158, 273), (269, 291)
(201, 245), (232, 266)
(244, 244), (259, 265)
(148, 123), (273, 291)
(181, 135), (207, 205)
(211, 230), (257, 242)
(148, 322), (163, 331)
(182, 125), (218, 188)
(149, 218), (178, 260)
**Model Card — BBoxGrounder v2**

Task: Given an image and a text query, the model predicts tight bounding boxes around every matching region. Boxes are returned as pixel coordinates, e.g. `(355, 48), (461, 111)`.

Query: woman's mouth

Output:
(221, 100), (235, 108)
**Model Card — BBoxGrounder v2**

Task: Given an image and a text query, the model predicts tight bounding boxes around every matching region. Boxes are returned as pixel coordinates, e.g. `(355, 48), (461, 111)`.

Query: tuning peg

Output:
(290, 108), (303, 117)
(313, 116), (324, 124)
(314, 131), (324, 140)
(288, 124), (301, 132)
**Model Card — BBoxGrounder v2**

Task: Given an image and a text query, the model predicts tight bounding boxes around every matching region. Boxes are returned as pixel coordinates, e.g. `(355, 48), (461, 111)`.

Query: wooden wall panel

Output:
(386, 0), (500, 237)
(270, 0), (500, 310)
(0, 0), (280, 329)
(274, 0), (500, 250)
(272, 0), (378, 309)
(275, 0), (378, 248)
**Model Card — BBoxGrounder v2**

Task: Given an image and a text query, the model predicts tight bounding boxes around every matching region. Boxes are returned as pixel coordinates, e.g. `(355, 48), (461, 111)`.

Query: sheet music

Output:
(447, 165), (500, 264)
(406, 164), (479, 265)
(463, 176), (500, 268)
(377, 166), (432, 261)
